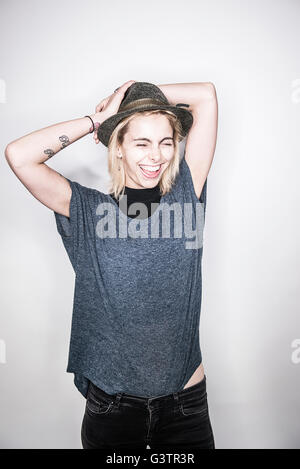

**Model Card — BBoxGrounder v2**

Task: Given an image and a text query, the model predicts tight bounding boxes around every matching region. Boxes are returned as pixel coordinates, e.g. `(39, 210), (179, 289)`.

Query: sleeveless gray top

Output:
(54, 155), (207, 398)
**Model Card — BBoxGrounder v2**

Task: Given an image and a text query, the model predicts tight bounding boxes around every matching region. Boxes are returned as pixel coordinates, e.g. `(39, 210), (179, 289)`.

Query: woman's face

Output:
(119, 114), (175, 189)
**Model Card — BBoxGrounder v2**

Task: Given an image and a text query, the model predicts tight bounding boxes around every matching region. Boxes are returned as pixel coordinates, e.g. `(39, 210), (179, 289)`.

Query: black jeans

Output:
(81, 374), (215, 450)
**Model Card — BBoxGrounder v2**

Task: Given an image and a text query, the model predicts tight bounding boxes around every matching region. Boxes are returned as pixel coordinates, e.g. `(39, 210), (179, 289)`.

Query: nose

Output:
(148, 153), (161, 163)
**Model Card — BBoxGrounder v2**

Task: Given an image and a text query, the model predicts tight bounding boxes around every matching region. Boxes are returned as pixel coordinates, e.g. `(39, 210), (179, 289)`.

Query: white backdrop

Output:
(0, 0), (299, 449)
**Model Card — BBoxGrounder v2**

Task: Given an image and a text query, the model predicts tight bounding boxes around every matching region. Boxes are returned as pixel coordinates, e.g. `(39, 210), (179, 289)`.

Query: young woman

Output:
(5, 80), (218, 450)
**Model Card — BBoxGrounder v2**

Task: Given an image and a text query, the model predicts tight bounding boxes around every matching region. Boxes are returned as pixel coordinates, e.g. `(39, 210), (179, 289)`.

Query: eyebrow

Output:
(133, 137), (174, 143)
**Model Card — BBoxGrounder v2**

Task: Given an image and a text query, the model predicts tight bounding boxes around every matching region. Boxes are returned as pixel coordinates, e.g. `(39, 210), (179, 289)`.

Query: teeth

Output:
(140, 165), (161, 172)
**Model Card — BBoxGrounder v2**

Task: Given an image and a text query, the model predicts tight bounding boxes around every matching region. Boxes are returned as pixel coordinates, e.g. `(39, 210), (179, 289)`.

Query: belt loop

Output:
(114, 392), (122, 409)
(173, 391), (179, 404)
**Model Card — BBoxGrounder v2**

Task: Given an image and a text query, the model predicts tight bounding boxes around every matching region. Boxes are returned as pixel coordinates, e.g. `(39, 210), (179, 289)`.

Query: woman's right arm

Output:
(4, 113), (106, 218)
(4, 80), (136, 218)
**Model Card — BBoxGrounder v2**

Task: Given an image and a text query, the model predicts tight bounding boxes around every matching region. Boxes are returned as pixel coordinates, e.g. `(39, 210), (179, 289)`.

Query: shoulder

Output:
(65, 177), (109, 204)
(171, 156), (207, 204)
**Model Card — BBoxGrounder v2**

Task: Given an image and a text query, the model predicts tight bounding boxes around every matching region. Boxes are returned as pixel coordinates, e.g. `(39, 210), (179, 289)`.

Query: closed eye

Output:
(137, 144), (172, 146)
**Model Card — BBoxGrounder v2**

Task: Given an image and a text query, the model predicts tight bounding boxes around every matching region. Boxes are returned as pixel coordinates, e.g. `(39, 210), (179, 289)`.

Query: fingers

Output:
(122, 80), (136, 89)
(95, 95), (110, 113)
(95, 82), (135, 112)
(93, 130), (99, 144)
(95, 103), (101, 113)
(113, 80), (136, 104)
(116, 80), (136, 95)
(93, 81), (136, 144)
(95, 100), (105, 113)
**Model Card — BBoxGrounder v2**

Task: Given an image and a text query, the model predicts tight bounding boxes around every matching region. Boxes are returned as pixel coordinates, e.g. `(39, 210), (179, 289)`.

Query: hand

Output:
(92, 80), (136, 144)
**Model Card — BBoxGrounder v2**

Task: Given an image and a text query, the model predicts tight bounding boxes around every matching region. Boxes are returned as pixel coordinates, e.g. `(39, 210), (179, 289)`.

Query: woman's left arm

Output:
(157, 81), (215, 113)
(157, 82), (218, 200)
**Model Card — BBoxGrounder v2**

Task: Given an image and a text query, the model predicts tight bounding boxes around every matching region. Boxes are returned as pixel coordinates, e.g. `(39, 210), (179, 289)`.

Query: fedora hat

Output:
(97, 81), (194, 147)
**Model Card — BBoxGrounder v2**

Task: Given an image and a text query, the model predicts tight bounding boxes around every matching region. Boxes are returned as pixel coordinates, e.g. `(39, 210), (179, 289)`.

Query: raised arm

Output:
(4, 80), (136, 218)
(157, 82), (218, 199)
(4, 114), (104, 218)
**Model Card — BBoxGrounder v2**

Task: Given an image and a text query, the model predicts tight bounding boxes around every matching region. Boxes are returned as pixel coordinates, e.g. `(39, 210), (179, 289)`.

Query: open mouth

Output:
(139, 164), (162, 178)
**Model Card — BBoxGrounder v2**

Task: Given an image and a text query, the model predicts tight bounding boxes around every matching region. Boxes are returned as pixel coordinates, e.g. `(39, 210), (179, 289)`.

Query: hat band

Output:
(120, 98), (168, 112)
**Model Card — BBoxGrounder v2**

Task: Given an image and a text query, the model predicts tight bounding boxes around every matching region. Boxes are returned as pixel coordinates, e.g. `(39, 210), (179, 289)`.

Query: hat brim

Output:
(97, 105), (194, 147)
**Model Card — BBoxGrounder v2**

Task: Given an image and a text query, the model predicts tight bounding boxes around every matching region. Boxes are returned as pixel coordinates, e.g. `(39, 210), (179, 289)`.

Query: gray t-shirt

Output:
(54, 154), (207, 398)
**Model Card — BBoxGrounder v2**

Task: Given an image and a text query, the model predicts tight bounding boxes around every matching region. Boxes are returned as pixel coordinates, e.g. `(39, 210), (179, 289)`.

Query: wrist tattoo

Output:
(59, 135), (70, 148)
(44, 149), (55, 159)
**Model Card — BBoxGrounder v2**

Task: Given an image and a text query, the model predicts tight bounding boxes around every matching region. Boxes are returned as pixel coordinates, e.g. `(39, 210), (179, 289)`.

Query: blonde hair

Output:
(107, 109), (185, 200)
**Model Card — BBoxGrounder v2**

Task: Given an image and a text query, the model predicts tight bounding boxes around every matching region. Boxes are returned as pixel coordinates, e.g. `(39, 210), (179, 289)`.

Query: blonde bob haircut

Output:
(107, 109), (185, 200)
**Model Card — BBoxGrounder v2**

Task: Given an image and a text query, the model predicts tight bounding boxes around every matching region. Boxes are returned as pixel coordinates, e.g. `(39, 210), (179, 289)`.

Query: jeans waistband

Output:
(88, 375), (207, 408)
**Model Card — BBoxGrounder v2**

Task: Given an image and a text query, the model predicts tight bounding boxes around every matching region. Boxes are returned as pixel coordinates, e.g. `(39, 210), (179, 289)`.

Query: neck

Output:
(124, 184), (160, 191)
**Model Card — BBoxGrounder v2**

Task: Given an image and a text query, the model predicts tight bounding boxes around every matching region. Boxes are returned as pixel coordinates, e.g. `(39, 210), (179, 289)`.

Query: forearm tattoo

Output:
(44, 149), (54, 159)
(59, 135), (70, 148)
(43, 134), (70, 159)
